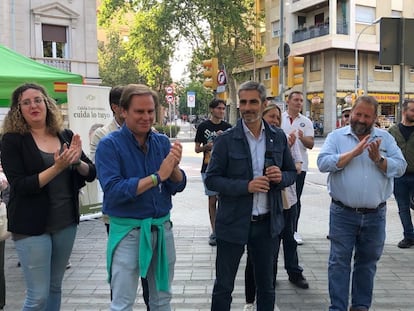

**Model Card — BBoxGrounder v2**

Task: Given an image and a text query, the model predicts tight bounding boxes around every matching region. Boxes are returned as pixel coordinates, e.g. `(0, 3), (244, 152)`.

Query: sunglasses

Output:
(343, 114), (350, 118)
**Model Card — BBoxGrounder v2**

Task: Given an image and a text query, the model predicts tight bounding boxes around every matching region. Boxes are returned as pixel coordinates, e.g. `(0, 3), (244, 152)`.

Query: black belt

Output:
(332, 199), (386, 214)
(251, 213), (270, 222)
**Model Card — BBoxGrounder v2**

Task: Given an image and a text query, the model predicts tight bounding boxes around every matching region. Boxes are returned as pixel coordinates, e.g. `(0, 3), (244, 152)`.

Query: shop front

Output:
(368, 93), (399, 128)
(307, 93), (324, 136)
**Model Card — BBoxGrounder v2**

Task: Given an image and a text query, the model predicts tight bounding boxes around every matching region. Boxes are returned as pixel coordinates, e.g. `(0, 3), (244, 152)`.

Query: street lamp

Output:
(355, 17), (381, 96)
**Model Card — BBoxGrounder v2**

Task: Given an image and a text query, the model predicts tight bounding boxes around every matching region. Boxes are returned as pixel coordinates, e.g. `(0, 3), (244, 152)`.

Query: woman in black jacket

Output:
(1, 83), (96, 310)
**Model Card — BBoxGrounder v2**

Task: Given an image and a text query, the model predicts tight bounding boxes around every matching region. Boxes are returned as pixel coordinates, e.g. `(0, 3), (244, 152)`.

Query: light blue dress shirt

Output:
(242, 120), (268, 216)
(317, 126), (406, 208)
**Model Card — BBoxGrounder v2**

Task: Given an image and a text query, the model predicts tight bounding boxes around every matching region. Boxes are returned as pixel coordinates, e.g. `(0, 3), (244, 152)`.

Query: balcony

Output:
(33, 57), (72, 72)
(292, 23), (329, 43)
(292, 22), (348, 43)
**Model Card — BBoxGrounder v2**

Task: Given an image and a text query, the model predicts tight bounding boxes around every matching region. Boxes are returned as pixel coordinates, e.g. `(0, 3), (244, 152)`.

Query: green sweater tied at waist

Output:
(107, 213), (171, 291)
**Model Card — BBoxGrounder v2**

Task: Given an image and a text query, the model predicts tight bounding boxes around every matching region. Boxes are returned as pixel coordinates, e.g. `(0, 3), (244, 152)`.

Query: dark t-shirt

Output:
(398, 123), (414, 141)
(195, 119), (232, 172)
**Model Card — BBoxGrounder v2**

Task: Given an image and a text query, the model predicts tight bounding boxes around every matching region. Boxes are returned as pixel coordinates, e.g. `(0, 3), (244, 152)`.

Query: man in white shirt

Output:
(281, 91), (314, 244)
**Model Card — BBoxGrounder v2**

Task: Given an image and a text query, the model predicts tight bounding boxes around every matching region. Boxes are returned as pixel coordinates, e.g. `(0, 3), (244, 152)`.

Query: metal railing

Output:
(292, 22), (349, 43)
(33, 57), (72, 72)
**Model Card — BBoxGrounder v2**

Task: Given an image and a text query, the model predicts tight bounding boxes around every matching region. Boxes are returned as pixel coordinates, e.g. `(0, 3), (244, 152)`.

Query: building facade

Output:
(247, 0), (414, 135)
(0, 0), (100, 85)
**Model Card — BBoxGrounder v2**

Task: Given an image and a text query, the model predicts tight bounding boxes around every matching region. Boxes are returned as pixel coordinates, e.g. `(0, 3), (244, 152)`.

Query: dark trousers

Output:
(106, 223), (150, 310)
(244, 206), (302, 304)
(211, 219), (279, 311)
(0, 240), (4, 308)
(294, 171), (307, 232)
(280, 205), (303, 275)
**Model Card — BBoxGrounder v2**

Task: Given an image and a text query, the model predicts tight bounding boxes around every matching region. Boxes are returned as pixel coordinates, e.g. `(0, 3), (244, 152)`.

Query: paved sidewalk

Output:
(3, 139), (414, 310)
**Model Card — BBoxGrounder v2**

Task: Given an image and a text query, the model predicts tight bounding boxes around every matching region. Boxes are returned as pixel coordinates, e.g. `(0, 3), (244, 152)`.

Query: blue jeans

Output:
(110, 221), (176, 311)
(211, 218), (279, 311)
(14, 224), (77, 311)
(394, 174), (414, 239)
(328, 202), (386, 311)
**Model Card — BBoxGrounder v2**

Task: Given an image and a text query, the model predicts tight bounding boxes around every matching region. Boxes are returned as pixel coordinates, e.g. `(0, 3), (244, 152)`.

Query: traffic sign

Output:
(165, 86), (174, 95)
(217, 70), (227, 85)
(166, 95), (175, 103)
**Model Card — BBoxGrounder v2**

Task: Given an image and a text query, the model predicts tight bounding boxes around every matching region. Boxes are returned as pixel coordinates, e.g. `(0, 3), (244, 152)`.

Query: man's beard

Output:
(351, 120), (373, 136)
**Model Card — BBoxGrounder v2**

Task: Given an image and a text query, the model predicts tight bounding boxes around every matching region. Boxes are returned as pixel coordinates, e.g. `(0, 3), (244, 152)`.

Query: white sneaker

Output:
(243, 303), (255, 311)
(294, 232), (303, 245)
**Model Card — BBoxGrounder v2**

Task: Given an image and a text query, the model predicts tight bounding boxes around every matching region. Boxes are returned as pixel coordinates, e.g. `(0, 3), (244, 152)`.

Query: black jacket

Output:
(1, 129), (96, 235)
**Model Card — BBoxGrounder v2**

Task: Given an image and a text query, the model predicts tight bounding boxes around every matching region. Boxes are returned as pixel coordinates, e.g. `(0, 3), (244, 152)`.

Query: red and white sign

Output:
(217, 70), (227, 85)
(187, 91), (196, 108)
(166, 94), (175, 103)
(165, 85), (174, 95)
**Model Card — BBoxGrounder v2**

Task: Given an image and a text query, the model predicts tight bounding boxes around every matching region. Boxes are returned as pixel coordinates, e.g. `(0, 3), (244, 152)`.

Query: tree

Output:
(98, 0), (264, 124)
(98, 30), (145, 86)
(175, 81), (213, 117)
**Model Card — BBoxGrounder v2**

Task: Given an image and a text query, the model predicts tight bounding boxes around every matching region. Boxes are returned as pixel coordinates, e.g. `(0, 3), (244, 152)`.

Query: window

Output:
(264, 68), (270, 80)
(298, 16), (306, 28)
(391, 10), (402, 17)
(355, 5), (376, 24)
(260, 33), (266, 47)
(339, 64), (356, 70)
(310, 54), (321, 72)
(409, 66), (414, 73)
(272, 20), (280, 37)
(315, 13), (324, 26)
(42, 24), (67, 58)
(374, 65), (392, 72)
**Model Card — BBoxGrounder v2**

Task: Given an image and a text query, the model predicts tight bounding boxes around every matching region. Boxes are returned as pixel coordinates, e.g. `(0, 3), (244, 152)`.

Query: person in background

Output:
(95, 84), (186, 311)
(388, 98), (414, 248)
(206, 81), (297, 311)
(243, 103), (308, 310)
(341, 106), (351, 127)
(317, 96), (406, 311)
(194, 98), (232, 246)
(281, 91), (314, 245)
(0, 139), (8, 310)
(1, 83), (96, 310)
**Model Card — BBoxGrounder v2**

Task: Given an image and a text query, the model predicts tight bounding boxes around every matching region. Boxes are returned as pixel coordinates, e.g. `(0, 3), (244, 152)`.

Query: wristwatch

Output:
(375, 156), (385, 166)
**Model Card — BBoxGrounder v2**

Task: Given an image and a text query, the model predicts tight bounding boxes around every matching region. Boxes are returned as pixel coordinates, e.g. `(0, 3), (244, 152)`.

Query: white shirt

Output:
(281, 111), (314, 171)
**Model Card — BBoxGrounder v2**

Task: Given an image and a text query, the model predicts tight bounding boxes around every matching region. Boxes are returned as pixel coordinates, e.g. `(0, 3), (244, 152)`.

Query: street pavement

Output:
(3, 124), (414, 310)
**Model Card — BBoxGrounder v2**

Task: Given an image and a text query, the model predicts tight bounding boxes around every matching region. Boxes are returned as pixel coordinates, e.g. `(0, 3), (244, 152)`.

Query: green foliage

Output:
(153, 125), (180, 138)
(174, 81), (213, 116)
(98, 0), (265, 124)
(98, 30), (146, 86)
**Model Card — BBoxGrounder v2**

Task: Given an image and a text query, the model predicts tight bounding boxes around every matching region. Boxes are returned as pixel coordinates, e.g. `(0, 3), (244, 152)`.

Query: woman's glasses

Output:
(19, 97), (44, 107)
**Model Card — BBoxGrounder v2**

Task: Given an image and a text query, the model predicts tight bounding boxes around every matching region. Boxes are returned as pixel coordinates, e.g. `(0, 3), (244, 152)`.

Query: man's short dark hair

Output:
(109, 86), (124, 107)
(238, 81), (267, 103)
(209, 99), (225, 109)
(288, 91), (304, 100)
(403, 98), (414, 111)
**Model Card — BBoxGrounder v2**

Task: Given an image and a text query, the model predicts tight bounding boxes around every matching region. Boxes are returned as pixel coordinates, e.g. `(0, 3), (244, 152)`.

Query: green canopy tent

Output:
(0, 44), (83, 107)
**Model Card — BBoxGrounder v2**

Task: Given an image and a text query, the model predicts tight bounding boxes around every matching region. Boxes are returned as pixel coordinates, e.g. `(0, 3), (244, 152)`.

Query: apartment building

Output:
(249, 0), (414, 135)
(0, 0), (100, 85)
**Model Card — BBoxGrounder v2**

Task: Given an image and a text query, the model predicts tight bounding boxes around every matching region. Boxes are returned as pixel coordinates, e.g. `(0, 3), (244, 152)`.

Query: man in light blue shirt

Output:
(317, 96), (406, 311)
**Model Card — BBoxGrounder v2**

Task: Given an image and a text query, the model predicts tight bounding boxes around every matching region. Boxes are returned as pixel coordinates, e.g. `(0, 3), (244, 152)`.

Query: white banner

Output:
(187, 91), (195, 108)
(67, 84), (112, 219)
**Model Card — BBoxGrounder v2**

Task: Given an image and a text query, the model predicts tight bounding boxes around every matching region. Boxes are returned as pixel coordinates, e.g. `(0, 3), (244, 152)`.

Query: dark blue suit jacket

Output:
(205, 119), (297, 244)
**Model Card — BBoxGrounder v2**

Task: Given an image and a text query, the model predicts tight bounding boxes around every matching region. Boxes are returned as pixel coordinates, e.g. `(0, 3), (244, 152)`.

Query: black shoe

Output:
(397, 238), (414, 248)
(289, 274), (309, 289)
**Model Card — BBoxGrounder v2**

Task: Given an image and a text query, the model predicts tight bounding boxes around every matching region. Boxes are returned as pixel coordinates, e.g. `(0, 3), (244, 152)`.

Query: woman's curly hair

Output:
(2, 83), (63, 135)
